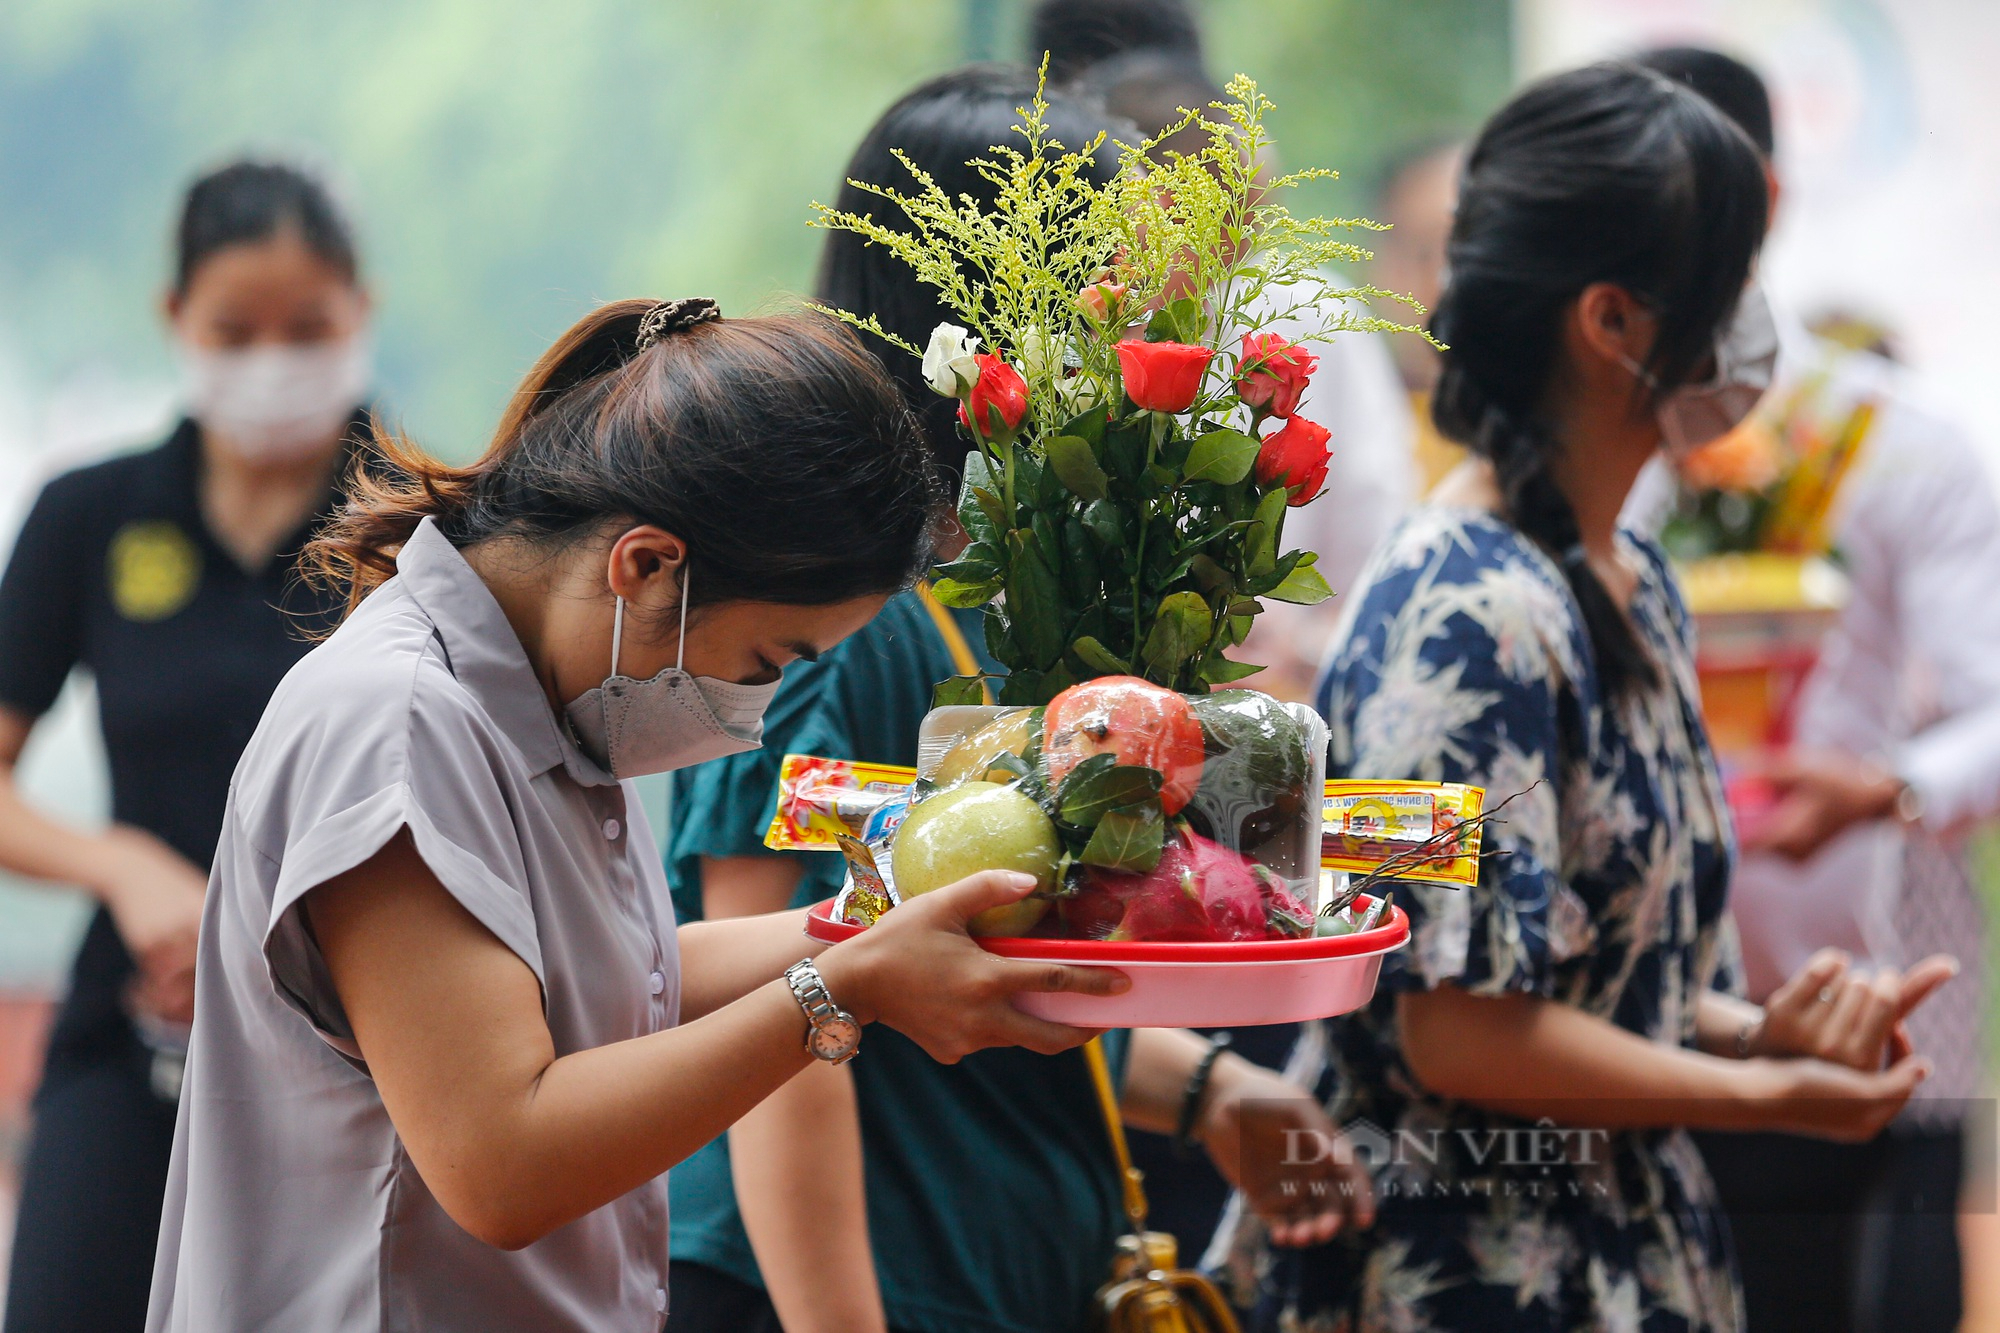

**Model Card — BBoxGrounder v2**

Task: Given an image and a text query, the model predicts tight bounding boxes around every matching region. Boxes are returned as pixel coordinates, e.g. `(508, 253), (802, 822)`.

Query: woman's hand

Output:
(1755, 1052), (1932, 1143)
(1196, 1055), (1376, 1248)
(1742, 748), (1906, 861)
(1749, 947), (1957, 1071)
(97, 826), (208, 1025)
(817, 871), (1129, 1063)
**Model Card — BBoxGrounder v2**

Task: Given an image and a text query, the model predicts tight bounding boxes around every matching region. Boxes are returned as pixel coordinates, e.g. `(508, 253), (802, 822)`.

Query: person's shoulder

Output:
(1341, 507), (1582, 681)
(1363, 506), (1557, 592)
(257, 581), (489, 757)
(20, 427), (187, 522)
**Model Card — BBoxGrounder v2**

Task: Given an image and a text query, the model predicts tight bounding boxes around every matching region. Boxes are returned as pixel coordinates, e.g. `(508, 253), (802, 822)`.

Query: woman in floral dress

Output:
(1220, 62), (1954, 1333)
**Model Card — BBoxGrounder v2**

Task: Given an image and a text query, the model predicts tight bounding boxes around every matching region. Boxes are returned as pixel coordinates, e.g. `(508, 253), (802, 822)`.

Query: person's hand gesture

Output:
(1194, 1056), (1376, 1248)
(825, 871), (1128, 1063)
(1742, 748), (1908, 861)
(97, 825), (208, 1025)
(1750, 947), (1957, 1071)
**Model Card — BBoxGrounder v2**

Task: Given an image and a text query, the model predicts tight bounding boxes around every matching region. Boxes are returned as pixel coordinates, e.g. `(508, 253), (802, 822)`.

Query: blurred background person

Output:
(0, 158), (372, 1332)
(1631, 45), (2000, 1333)
(1369, 137), (1466, 494)
(663, 65), (1368, 1333)
(1029, 0), (1203, 85)
(1221, 61), (1950, 1332)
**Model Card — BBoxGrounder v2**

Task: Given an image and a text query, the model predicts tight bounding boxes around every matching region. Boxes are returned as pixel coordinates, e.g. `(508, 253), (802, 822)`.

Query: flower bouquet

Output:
(790, 77), (1467, 1024)
(1658, 380), (1859, 770)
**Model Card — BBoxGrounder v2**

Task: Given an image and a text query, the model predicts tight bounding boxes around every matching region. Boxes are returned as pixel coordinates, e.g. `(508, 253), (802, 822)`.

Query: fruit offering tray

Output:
(803, 893), (1411, 1027)
(766, 677), (1484, 1026)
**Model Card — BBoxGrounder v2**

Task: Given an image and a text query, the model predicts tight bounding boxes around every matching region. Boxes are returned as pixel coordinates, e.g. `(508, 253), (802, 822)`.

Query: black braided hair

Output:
(1431, 61), (1767, 699)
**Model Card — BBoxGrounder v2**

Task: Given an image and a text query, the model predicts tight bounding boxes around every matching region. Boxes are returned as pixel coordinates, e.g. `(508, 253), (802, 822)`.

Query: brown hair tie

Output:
(635, 297), (722, 351)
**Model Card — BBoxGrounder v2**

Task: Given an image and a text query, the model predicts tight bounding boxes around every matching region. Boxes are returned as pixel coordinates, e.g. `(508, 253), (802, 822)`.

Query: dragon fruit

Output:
(1059, 828), (1314, 942)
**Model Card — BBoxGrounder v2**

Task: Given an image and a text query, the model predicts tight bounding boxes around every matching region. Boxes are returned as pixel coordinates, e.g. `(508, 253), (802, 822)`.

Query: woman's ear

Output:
(604, 526), (688, 613)
(1570, 282), (1656, 373)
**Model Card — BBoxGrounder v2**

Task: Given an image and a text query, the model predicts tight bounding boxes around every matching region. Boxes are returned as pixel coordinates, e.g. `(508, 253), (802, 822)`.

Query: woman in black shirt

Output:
(0, 158), (373, 1332)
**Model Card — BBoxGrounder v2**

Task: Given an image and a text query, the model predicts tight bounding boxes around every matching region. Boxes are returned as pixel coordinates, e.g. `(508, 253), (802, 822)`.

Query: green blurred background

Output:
(0, 0), (1511, 462)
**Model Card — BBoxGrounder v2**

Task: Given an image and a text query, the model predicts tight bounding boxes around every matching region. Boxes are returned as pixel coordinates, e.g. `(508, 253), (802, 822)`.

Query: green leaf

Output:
(1246, 485), (1289, 577)
(1143, 297), (1203, 345)
(1180, 429), (1261, 485)
(1070, 634), (1131, 676)
(1005, 530), (1066, 669)
(1060, 517), (1101, 606)
(996, 668), (1045, 707)
(1082, 498), (1127, 550)
(1266, 560), (1335, 605)
(983, 608), (1022, 669)
(1141, 591), (1213, 678)
(1189, 554), (1232, 594)
(1057, 755), (1164, 828)
(932, 674), (989, 708)
(959, 453), (1007, 542)
(1043, 434), (1109, 501)
(1079, 804), (1166, 872)
(1060, 405), (1110, 446)
(930, 575), (1002, 608)
(1197, 656), (1266, 685)
(933, 547), (1000, 584)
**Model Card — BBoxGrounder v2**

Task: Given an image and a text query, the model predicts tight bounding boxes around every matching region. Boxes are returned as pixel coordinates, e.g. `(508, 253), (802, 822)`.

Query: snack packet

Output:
(1321, 780), (1483, 889)
(765, 754), (917, 852)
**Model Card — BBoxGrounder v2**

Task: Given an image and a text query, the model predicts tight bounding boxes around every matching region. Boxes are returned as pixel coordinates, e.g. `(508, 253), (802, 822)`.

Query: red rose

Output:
(1115, 339), (1213, 414)
(956, 353), (1029, 443)
(1235, 332), (1318, 420)
(1254, 415), (1333, 505)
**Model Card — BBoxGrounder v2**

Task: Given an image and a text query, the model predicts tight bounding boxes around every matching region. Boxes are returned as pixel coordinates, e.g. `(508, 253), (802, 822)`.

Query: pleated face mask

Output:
(1622, 281), (1779, 457)
(563, 569), (779, 778)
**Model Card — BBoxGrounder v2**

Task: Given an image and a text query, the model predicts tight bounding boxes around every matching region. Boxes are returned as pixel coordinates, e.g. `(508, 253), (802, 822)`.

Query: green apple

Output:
(892, 780), (1060, 936)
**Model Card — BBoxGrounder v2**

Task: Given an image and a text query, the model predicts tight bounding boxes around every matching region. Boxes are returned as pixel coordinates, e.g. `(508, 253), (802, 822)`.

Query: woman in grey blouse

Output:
(145, 299), (1127, 1332)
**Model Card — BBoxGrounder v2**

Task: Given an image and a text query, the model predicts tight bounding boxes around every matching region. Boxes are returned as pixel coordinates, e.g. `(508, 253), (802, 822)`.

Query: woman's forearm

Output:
(730, 1063), (888, 1333)
(677, 907), (828, 1020)
(701, 853), (887, 1332)
(1120, 1027), (1211, 1134)
(1398, 984), (1789, 1131)
(1693, 989), (1763, 1058)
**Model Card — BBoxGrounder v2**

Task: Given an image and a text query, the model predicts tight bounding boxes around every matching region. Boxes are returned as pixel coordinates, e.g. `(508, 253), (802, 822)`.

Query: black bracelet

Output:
(1172, 1032), (1233, 1158)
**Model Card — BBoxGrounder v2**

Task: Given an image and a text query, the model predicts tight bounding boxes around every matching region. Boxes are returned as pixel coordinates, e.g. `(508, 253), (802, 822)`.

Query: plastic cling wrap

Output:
(768, 683), (1484, 940)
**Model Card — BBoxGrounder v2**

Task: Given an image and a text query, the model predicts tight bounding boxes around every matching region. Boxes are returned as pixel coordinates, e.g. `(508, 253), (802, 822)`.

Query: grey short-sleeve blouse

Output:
(148, 519), (682, 1332)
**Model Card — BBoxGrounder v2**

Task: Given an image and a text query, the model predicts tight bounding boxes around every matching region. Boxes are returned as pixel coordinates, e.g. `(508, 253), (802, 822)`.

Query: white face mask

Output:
(1622, 282), (1779, 457)
(179, 335), (371, 463)
(563, 569), (780, 779)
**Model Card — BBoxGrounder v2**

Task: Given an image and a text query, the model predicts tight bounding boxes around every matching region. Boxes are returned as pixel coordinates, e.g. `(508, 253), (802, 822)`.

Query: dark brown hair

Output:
(1432, 62), (1767, 698)
(307, 301), (939, 616)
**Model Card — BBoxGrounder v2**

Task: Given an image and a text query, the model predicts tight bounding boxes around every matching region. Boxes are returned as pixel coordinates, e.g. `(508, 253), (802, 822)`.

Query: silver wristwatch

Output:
(784, 958), (861, 1064)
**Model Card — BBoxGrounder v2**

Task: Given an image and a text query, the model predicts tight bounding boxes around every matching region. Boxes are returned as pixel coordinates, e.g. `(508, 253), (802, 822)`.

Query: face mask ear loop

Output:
(611, 596), (625, 679)
(675, 565), (691, 674)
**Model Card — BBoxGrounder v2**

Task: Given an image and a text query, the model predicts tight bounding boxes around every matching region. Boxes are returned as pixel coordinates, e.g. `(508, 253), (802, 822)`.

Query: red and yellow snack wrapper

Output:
(1322, 779), (1483, 888)
(764, 754), (919, 853)
(768, 752), (1483, 890)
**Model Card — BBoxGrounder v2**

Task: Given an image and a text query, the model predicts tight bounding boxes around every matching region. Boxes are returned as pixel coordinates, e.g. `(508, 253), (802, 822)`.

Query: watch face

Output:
(808, 1014), (862, 1064)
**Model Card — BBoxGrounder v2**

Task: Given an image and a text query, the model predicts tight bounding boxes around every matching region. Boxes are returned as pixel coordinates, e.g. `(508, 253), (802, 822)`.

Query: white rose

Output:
(1017, 325), (1062, 382)
(921, 323), (981, 397)
(1056, 372), (1104, 415)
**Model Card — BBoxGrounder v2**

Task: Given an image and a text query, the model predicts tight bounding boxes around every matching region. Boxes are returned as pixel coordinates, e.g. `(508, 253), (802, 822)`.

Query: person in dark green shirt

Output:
(662, 67), (1371, 1333)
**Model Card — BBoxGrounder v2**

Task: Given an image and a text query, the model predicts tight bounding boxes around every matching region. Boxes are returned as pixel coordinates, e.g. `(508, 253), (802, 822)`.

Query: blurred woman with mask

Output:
(1213, 63), (1955, 1332)
(0, 157), (373, 1332)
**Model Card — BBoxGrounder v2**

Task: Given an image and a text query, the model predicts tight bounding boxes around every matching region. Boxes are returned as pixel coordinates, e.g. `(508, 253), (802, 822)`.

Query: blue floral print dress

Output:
(1218, 508), (1744, 1333)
